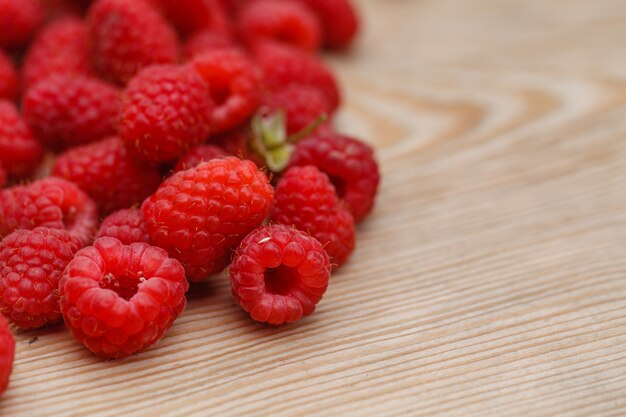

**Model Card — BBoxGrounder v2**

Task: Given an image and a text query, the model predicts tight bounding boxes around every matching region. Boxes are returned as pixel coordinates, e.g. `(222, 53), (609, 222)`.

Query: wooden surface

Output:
(4, 0), (626, 415)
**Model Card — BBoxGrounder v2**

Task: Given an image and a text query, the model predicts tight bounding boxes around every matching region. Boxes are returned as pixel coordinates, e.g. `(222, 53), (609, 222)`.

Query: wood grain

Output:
(3, 0), (626, 415)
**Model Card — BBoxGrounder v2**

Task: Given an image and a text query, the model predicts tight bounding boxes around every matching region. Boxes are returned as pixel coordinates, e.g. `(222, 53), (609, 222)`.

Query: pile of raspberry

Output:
(0, 0), (379, 392)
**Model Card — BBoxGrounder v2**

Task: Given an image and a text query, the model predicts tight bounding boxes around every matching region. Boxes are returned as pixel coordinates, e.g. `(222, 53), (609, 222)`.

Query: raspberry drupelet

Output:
(296, 0), (359, 49)
(59, 237), (189, 359)
(0, 100), (44, 180)
(0, 0), (44, 49)
(0, 228), (83, 329)
(0, 315), (14, 396)
(262, 84), (331, 135)
(96, 209), (152, 245)
(184, 29), (238, 59)
(230, 225), (331, 325)
(175, 144), (229, 172)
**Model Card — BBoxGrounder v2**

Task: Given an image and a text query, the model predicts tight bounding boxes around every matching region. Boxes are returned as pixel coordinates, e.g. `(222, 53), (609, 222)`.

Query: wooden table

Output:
(4, 0), (626, 415)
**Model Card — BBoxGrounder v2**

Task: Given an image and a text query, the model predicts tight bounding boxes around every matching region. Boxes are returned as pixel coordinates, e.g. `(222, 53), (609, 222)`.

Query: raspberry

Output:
(184, 29), (238, 58)
(0, 164), (5, 188)
(0, 315), (14, 395)
(88, 0), (180, 85)
(175, 144), (228, 172)
(271, 166), (355, 266)
(0, 100), (44, 179)
(142, 157), (274, 281)
(262, 84), (330, 134)
(52, 137), (162, 214)
(238, 0), (321, 52)
(22, 74), (120, 150)
(21, 17), (94, 91)
(0, 51), (18, 101)
(230, 224), (330, 325)
(59, 237), (189, 358)
(96, 209), (152, 245)
(213, 128), (265, 168)
(0, 228), (82, 329)
(120, 65), (214, 162)
(0, 177), (98, 244)
(190, 49), (261, 133)
(289, 130), (380, 222)
(149, 0), (231, 38)
(254, 41), (340, 112)
(297, 0), (358, 49)
(0, 0), (44, 49)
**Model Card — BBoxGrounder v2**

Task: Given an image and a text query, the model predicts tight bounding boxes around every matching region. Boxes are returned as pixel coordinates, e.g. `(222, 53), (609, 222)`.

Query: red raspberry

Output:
(238, 0), (321, 52)
(0, 227), (82, 329)
(0, 315), (14, 395)
(96, 209), (152, 245)
(52, 137), (162, 214)
(142, 157), (274, 281)
(184, 29), (238, 59)
(149, 0), (231, 38)
(262, 84), (330, 134)
(0, 164), (5, 188)
(230, 224), (330, 325)
(0, 0), (44, 49)
(0, 177), (98, 244)
(190, 49), (261, 133)
(120, 65), (214, 162)
(0, 51), (18, 101)
(0, 100), (44, 179)
(271, 166), (355, 266)
(59, 237), (189, 358)
(22, 74), (120, 150)
(254, 41), (340, 112)
(296, 0), (358, 49)
(175, 144), (228, 172)
(213, 128), (265, 168)
(289, 130), (380, 222)
(21, 17), (94, 91)
(88, 0), (180, 85)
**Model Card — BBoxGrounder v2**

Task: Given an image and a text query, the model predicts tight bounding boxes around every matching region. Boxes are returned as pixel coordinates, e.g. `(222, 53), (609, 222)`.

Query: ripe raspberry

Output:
(0, 164), (5, 188)
(88, 0), (180, 85)
(59, 237), (189, 358)
(230, 224), (330, 325)
(0, 228), (82, 329)
(0, 51), (18, 101)
(52, 137), (162, 214)
(271, 166), (355, 266)
(142, 157), (274, 281)
(149, 0), (231, 38)
(120, 65), (214, 162)
(254, 42), (340, 112)
(213, 128), (265, 168)
(0, 0), (44, 49)
(262, 84), (330, 134)
(238, 0), (321, 52)
(289, 131), (380, 222)
(190, 49), (261, 133)
(0, 100), (44, 179)
(22, 74), (120, 150)
(184, 29), (238, 58)
(0, 177), (98, 244)
(0, 315), (14, 395)
(96, 209), (152, 245)
(175, 144), (228, 172)
(21, 17), (94, 91)
(297, 0), (358, 49)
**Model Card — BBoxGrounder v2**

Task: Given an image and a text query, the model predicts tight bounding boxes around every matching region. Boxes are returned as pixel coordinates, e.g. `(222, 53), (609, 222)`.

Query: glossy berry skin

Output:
(254, 42), (340, 112)
(22, 75), (120, 150)
(0, 0), (44, 49)
(0, 228), (83, 329)
(0, 177), (98, 244)
(120, 65), (214, 162)
(59, 237), (189, 359)
(230, 225), (330, 325)
(184, 29), (238, 59)
(262, 84), (330, 134)
(0, 51), (18, 101)
(52, 137), (162, 214)
(297, 0), (359, 49)
(238, 0), (321, 52)
(21, 17), (94, 91)
(190, 49), (260, 133)
(142, 157), (274, 281)
(0, 315), (14, 395)
(175, 144), (228, 172)
(88, 0), (180, 85)
(96, 209), (152, 245)
(289, 131), (380, 223)
(271, 166), (355, 267)
(0, 100), (44, 179)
